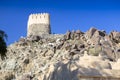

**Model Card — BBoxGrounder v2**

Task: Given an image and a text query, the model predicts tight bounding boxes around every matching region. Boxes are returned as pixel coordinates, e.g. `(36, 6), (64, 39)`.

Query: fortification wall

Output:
(28, 24), (50, 36)
(27, 13), (50, 36)
(28, 13), (50, 26)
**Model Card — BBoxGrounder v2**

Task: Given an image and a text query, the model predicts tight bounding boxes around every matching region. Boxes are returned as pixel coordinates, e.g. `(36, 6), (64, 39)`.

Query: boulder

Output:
(70, 30), (75, 40)
(27, 35), (41, 42)
(56, 41), (64, 49)
(78, 55), (112, 69)
(19, 74), (32, 80)
(98, 30), (106, 37)
(86, 30), (106, 45)
(71, 44), (78, 50)
(102, 46), (115, 61)
(2, 59), (17, 70)
(90, 30), (102, 45)
(115, 48), (120, 60)
(85, 27), (97, 39)
(64, 42), (72, 50)
(112, 59), (120, 70)
(88, 44), (102, 56)
(0, 71), (15, 80)
(69, 49), (80, 56)
(23, 58), (29, 64)
(65, 30), (71, 40)
(109, 31), (120, 43)
(74, 30), (83, 39)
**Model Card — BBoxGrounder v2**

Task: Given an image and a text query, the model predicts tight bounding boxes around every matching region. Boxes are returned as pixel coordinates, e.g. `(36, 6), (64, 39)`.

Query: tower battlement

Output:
(28, 13), (50, 26)
(27, 13), (51, 36)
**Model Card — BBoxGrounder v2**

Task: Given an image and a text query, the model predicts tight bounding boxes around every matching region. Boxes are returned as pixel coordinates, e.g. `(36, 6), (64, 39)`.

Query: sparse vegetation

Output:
(0, 30), (7, 60)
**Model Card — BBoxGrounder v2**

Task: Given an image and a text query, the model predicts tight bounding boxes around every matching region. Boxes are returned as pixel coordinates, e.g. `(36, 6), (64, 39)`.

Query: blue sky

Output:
(0, 0), (120, 45)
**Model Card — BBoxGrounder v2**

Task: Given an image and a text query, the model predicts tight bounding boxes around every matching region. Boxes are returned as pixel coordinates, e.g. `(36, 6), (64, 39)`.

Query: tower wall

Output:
(27, 13), (51, 36)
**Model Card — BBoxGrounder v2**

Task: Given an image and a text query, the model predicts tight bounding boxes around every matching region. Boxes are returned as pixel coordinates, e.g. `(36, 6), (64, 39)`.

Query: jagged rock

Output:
(65, 30), (71, 40)
(56, 41), (64, 49)
(91, 30), (102, 45)
(74, 30), (80, 39)
(76, 30), (81, 34)
(88, 44), (102, 56)
(27, 35), (41, 42)
(85, 29), (105, 45)
(18, 40), (28, 46)
(110, 31), (120, 43)
(95, 44), (102, 54)
(72, 54), (80, 60)
(64, 42), (71, 50)
(4, 74), (15, 80)
(98, 30), (106, 37)
(88, 47), (97, 56)
(19, 74), (32, 80)
(0, 28), (120, 80)
(85, 27), (97, 39)
(115, 48), (120, 60)
(69, 49), (80, 56)
(0, 71), (15, 80)
(77, 44), (85, 50)
(101, 40), (112, 47)
(102, 46), (115, 61)
(2, 59), (17, 70)
(23, 58), (29, 64)
(45, 50), (54, 57)
(74, 30), (84, 40)
(71, 44), (78, 50)
(70, 30), (75, 40)
(19, 38), (26, 42)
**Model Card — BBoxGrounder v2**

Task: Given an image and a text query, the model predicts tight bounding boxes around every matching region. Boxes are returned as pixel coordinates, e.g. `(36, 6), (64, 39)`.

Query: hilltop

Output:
(0, 27), (120, 80)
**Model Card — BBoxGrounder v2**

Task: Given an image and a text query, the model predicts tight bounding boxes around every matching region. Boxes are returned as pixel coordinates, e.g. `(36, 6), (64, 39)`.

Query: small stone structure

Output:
(27, 13), (51, 36)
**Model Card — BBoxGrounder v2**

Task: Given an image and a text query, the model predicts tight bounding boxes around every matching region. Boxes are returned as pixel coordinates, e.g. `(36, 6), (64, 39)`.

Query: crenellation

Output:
(28, 13), (50, 25)
(28, 13), (50, 20)
(27, 13), (51, 36)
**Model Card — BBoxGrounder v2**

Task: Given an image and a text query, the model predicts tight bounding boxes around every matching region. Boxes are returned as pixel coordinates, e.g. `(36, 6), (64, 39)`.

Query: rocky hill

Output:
(0, 28), (120, 80)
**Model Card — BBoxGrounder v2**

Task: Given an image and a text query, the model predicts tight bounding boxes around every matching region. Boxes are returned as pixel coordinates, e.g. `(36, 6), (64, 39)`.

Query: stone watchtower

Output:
(27, 13), (51, 36)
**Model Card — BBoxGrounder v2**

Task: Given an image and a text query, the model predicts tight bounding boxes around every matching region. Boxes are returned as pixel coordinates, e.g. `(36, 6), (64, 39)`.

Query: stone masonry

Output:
(27, 13), (51, 36)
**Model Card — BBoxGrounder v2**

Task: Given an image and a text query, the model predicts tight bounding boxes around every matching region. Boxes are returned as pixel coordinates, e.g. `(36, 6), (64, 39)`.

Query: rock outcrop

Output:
(0, 28), (120, 80)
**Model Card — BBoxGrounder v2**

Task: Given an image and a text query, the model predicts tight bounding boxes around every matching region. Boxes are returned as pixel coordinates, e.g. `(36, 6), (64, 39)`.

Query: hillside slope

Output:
(0, 28), (120, 80)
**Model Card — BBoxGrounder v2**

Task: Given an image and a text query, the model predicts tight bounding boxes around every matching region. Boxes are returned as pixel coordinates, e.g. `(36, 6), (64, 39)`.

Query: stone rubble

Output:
(0, 28), (120, 80)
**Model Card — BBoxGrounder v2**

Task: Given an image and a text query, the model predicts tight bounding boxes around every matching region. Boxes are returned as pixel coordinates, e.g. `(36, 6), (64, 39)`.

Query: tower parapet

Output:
(27, 13), (51, 36)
